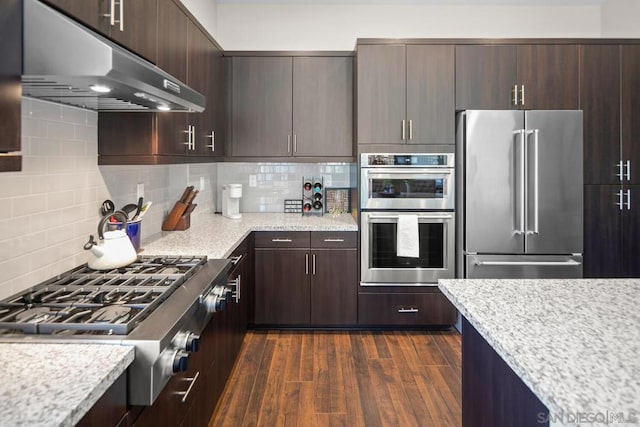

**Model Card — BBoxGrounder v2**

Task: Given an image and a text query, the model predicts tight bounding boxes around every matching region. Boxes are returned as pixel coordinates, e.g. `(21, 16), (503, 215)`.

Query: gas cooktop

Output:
(0, 255), (207, 336)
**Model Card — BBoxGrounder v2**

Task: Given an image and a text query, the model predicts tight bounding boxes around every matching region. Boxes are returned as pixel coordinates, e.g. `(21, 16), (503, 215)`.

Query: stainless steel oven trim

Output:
(360, 211), (455, 285)
(360, 168), (455, 210)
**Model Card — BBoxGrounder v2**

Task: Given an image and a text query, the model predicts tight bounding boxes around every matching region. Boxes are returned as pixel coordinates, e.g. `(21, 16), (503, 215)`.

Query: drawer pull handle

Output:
(398, 307), (419, 313)
(230, 254), (243, 265)
(271, 238), (292, 242)
(323, 238), (345, 242)
(178, 371), (200, 403)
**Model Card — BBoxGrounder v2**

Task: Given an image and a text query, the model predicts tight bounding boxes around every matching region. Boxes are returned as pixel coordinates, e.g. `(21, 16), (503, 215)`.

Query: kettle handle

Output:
(98, 210), (128, 240)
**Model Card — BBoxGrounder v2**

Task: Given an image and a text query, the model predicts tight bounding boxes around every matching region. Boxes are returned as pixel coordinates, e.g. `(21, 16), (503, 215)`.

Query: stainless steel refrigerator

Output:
(456, 110), (583, 279)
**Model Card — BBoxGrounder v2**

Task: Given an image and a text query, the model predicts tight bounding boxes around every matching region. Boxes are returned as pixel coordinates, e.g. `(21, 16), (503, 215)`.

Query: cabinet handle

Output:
(625, 160), (631, 181)
(305, 253), (309, 275)
(617, 160), (624, 182)
(294, 134), (297, 153)
(271, 238), (292, 243)
(513, 84), (518, 105)
(398, 307), (419, 313)
(625, 189), (632, 210)
(230, 254), (243, 265)
(119, 0), (124, 31)
(520, 85), (525, 106)
(616, 190), (624, 210)
(409, 119), (413, 140)
(178, 371), (200, 403)
(205, 131), (215, 152)
(104, 0), (116, 26)
(312, 254), (316, 275)
(287, 135), (291, 153)
(231, 275), (241, 303)
(183, 125), (194, 150)
(323, 238), (344, 242)
(401, 120), (406, 140)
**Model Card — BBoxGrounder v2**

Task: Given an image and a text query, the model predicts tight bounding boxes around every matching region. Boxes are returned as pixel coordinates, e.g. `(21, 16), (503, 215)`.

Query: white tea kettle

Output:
(84, 210), (137, 270)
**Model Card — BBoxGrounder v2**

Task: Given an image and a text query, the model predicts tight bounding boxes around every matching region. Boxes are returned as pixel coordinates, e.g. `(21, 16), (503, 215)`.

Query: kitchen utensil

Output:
(100, 199), (115, 216)
(132, 197), (144, 220)
(184, 189), (198, 205)
(84, 210), (137, 270)
(121, 203), (138, 219)
(136, 201), (152, 219)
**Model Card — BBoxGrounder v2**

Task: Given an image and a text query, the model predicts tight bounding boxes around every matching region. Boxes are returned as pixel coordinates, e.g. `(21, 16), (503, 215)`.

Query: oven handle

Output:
(366, 170), (453, 175)
(474, 260), (581, 266)
(366, 213), (453, 220)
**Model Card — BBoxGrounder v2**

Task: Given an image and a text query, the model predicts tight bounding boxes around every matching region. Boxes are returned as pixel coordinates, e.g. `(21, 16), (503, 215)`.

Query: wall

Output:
(215, 3), (602, 50)
(0, 98), (217, 299)
(180, 0), (219, 38)
(601, 0), (640, 37)
(217, 162), (353, 213)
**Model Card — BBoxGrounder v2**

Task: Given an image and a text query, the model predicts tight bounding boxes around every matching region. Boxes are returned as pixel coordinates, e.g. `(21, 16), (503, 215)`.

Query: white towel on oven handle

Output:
(396, 214), (419, 258)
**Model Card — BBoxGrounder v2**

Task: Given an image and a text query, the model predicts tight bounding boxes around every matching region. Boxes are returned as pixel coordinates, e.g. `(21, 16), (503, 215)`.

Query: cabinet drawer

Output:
(311, 231), (357, 248)
(254, 232), (310, 248)
(358, 292), (456, 326)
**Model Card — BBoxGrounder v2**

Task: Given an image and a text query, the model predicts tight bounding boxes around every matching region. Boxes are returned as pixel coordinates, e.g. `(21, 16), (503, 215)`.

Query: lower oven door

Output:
(361, 211), (455, 285)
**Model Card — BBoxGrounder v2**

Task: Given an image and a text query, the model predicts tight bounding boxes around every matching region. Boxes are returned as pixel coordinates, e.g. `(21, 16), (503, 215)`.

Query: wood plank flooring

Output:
(210, 330), (461, 427)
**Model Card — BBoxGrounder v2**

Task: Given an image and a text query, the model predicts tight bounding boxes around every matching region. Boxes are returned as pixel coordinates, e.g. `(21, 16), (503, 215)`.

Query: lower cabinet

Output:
(254, 231), (358, 326)
(77, 373), (128, 427)
(358, 289), (456, 326)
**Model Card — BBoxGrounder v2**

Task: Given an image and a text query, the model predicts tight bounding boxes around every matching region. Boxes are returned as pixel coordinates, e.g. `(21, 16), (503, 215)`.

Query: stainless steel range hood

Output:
(21, 0), (205, 112)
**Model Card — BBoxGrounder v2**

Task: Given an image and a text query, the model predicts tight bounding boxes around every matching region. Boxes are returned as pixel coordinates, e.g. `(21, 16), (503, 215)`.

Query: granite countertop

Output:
(0, 343), (134, 427)
(143, 212), (358, 258)
(438, 278), (640, 426)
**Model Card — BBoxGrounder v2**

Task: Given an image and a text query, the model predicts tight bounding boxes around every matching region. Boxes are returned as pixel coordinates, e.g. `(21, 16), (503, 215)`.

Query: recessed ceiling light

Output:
(89, 84), (111, 93)
(157, 104), (171, 111)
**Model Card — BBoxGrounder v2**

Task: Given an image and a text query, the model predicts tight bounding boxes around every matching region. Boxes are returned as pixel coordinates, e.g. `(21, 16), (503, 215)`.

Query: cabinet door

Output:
(455, 45), (517, 110)
(231, 57), (292, 157)
(406, 45), (455, 144)
(310, 249), (357, 325)
(157, 0), (187, 82)
(110, 0), (157, 63)
(187, 22), (218, 157)
(622, 45), (640, 185)
(293, 57), (353, 157)
(517, 44), (579, 110)
(580, 45), (621, 185)
(622, 185), (640, 277)
(254, 249), (309, 325)
(583, 185), (622, 278)
(356, 44), (406, 144)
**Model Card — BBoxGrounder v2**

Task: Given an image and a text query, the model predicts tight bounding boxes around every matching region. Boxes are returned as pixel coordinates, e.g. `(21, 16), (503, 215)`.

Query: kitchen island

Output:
(438, 278), (640, 427)
(0, 343), (134, 427)
(143, 212), (357, 258)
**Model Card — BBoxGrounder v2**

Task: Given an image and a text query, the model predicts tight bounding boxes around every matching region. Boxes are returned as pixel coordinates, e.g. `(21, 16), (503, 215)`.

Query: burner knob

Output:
(172, 350), (189, 373)
(186, 333), (200, 353)
(204, 293), (226, 313)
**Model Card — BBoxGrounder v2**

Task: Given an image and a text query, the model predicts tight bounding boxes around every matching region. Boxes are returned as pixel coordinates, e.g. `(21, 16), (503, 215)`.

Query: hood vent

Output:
(22, 0), (205, 112)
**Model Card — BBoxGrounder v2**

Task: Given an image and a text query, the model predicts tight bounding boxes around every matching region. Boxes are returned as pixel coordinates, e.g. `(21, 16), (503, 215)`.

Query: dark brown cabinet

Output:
(230, 56), (353, 159)
(44, 0), (157, 63)
(254, 231), (357, 326)
(581, 45), (640, 278)
(98, 1), (226, 164)
(0, 0), (22, 172)
(455, 44), (578, 110)
(357, 43), (455, 145)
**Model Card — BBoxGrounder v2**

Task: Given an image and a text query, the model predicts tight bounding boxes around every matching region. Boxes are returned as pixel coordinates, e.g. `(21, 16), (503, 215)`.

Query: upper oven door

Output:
(360, 167), (455, 210)
(361, 211), (455, 285)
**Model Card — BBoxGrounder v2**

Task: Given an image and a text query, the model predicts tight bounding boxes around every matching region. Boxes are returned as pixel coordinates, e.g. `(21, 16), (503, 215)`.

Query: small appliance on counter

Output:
(222, 184), (242, 219)
(302, 177), (323, 216)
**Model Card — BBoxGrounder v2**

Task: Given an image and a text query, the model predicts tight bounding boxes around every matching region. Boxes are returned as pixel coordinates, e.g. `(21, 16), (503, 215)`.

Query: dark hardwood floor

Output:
(209, 330), (462, 427)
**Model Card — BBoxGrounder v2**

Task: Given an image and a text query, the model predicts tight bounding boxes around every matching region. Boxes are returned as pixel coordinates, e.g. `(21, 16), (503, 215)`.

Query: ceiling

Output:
(216, 0), (606, 4)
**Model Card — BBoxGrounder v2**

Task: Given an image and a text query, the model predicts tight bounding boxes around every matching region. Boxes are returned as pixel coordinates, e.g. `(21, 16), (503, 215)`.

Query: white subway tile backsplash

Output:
(46, 190), (76, 211)
(0, 176), (31, 198)
(30, 246), (61, 271)
(75, 124), (97, 142)
(28, 99), (62, 121)
(30, 211), (62, 234)
(61, 105), (88, 125)
(12, 194), (47, 217)
(0, 255), (31, 284)
(30, 137), (61, 157)
(22, 116), (48, 138)
(47, 121), (76, 140)
(47, 157), (77, 174)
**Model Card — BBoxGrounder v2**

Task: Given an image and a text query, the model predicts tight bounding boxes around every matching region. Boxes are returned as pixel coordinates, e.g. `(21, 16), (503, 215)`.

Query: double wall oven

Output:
(360, 153), (455, 286)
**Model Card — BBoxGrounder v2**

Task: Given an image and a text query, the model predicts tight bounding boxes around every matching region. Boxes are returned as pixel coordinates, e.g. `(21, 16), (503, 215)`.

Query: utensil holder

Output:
(107, 219), (142, 252)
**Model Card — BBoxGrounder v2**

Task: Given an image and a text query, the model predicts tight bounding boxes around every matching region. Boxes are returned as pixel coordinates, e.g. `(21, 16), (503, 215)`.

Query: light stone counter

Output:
(143, 212), (358, 259)
(0, 343), (134, 427)
(438, 278), (640, 426)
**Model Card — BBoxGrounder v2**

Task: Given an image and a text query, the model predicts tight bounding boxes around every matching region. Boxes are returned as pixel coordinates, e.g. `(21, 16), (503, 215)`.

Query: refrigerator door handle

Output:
(513, 129), (526, 235)
(526, 129), (540, 235)
(474, 260), (582, 266)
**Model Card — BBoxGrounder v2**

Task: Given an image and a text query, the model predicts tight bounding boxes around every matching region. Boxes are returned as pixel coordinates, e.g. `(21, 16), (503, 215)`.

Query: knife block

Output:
(174, 213), (191, 231)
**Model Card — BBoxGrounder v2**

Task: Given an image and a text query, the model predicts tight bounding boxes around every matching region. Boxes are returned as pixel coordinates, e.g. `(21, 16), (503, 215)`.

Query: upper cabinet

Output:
(43, 0), (157, 63)
(230, 55), (353, 159)
(98, 0), (225, 164)
(357, 44), (455, 145)
(455, 44), (579, 110)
